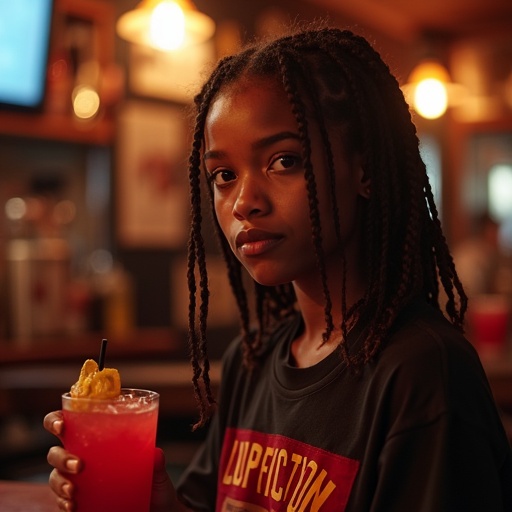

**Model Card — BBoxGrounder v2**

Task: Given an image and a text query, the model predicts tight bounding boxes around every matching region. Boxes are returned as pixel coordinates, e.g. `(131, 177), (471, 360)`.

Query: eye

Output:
(208, 168), (237, 187)
(269, 154), (302, 173)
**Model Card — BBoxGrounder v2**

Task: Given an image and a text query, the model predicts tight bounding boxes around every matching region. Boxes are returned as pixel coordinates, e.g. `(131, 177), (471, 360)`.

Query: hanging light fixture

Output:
(402, 59), (467, 120)
(117, 0), (215, 52)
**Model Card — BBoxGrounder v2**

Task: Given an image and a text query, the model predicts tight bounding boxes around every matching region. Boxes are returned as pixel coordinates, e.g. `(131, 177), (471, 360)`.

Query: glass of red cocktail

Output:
(61, 388), (159, 512)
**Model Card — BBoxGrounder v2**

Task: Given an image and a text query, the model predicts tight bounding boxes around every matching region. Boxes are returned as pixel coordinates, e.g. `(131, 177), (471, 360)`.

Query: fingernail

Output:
(62, 483), (71, 498)
(52, 419), (63, 433)
(65, 459), (79, 472)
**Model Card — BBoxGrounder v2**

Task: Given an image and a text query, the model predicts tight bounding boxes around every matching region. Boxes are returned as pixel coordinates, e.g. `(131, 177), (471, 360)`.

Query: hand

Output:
(151, 447), (193, 511)
(43, 411), (192, 512)
(44, 411), (80, 511)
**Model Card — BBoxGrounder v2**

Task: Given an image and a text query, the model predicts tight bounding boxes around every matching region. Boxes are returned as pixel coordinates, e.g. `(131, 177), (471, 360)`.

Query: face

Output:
(203, 77), (367, 289)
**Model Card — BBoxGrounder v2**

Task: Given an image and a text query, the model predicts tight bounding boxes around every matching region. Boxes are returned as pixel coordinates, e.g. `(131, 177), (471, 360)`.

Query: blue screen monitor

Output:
(0, 0), (54, 111)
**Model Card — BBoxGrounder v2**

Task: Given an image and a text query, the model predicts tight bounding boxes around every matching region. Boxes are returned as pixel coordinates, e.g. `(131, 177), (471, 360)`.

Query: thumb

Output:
(150, 447), (177, 511)
(153, 447), (170, 485)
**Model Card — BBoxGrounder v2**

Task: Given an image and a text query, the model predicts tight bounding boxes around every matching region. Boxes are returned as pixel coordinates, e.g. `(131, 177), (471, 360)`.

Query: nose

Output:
(232, 174), (270, 221)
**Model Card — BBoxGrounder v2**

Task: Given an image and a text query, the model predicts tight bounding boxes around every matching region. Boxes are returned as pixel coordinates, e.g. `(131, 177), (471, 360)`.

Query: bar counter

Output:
(0, 480), (56, 511)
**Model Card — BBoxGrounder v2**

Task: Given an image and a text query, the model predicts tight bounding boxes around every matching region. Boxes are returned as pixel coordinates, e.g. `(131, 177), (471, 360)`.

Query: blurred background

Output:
(0, 0), (511, 484)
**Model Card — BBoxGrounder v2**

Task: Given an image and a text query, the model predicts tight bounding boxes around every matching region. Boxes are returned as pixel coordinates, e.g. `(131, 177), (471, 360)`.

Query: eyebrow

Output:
(203, 131), (301, 162)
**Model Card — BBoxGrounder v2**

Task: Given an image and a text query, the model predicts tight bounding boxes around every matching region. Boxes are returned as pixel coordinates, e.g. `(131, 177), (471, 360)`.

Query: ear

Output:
(359, 177), (371, 199)
(356, 163), (371, 199)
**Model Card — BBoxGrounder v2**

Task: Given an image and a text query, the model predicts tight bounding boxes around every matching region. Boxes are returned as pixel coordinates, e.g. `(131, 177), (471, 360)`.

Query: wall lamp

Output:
(402, 59), (467, 120)
(117, 0), (215, 51)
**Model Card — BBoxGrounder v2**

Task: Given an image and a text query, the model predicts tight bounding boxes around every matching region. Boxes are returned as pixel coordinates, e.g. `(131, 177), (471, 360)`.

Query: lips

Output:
(235, 229), (284, 256)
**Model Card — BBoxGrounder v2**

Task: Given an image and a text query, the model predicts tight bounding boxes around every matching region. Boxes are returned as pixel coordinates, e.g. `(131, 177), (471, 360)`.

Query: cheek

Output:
(213, 196), (234, 238)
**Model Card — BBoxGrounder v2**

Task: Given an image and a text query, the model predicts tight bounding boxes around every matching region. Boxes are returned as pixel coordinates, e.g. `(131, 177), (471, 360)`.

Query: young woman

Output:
(45, 27), (512, 511)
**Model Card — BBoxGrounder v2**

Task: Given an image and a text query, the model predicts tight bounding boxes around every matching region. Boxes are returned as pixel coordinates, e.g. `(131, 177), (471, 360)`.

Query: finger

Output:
(56, 495), (74, 511)
(48, 468), (73, 499)
(47, 446), (81, 474)
(153, 447), (168, 483)
(43, 411), (64, 436)
(150, 448), (176, 510)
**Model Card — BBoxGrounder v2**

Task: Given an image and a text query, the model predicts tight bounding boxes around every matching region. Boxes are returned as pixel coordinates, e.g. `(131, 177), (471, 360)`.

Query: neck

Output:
(290, 266), (366, 368)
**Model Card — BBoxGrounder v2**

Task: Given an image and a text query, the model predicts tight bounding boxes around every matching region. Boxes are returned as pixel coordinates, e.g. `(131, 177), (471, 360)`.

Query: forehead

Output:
(205, 77), (297, 136)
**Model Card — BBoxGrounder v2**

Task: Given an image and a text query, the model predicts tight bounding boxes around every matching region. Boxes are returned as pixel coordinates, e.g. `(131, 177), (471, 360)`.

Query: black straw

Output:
(98, 338), (108, 371)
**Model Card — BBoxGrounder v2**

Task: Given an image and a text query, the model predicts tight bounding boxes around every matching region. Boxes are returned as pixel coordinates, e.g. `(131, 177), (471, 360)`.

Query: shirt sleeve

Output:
(371, 413), (512, 512)
(364, 314), (512, 512)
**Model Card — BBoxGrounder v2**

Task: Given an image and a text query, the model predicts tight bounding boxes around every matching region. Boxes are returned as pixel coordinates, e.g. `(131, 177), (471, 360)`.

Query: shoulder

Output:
(381, 298), (482, 378)
(371, 299), (496, 432)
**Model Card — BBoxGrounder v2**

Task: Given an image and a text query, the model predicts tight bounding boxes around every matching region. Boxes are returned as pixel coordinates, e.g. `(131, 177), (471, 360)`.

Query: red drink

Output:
(468, 294), (510, 358)
(62, 388), (159, 512)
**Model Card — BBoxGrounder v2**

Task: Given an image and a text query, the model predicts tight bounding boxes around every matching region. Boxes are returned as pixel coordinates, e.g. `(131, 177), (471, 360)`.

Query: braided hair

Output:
(186, 27), (467, 427)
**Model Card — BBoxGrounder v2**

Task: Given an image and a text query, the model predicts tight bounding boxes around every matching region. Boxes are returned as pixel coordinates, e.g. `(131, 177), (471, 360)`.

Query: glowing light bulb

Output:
(149, 1), (186, 50)
(72, 85), (100, 120)
(116, 0), (216, 52)
(5, 197), (27, 221)
(413, 78), (448, 120)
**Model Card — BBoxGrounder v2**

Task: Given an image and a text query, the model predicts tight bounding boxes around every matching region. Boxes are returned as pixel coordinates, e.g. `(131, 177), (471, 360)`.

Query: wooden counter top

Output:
(0, 480), (56, 512)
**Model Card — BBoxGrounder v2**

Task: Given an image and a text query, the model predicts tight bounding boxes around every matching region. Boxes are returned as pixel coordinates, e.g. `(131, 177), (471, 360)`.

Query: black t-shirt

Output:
(177, 299), (512, 511)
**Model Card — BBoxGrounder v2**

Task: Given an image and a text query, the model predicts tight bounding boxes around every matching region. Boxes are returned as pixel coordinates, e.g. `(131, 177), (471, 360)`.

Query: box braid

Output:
(186, 27), (467, 427)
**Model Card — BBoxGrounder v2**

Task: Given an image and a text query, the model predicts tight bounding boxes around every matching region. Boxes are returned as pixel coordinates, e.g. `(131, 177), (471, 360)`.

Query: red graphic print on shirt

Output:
(217, 428), (360, 511)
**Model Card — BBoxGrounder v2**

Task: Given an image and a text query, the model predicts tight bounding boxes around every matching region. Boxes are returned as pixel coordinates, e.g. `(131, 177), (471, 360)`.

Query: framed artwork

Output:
(116, 100), (189, 248)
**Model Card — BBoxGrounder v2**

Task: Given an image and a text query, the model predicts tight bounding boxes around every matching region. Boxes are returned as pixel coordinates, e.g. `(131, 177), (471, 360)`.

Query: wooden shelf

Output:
(0, 328), (186, 366)
(0, 328), (220, 419)
(0, 360), (221, 418)
(0, 110), (115, 145)
(0, 0), (117, 146)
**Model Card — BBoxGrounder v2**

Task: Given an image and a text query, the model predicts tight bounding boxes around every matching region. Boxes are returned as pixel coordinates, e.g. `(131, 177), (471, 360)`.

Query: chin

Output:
(246, 268), (293, 288)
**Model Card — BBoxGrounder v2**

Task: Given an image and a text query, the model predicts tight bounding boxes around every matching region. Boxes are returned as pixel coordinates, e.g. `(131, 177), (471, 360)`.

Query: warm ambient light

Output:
(72, 85), (100, 120)
(116, 0), (215, 51)
(402, 59), (465, 120)
(414, 78), (448, 120)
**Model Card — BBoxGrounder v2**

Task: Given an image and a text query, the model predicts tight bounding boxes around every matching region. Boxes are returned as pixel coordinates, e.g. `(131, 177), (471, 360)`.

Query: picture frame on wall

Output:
(116, 100), (189, 248)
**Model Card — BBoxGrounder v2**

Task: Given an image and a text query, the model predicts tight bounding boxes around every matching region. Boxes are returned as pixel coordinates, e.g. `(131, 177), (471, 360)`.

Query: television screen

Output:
(0, 0), (54, 111)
